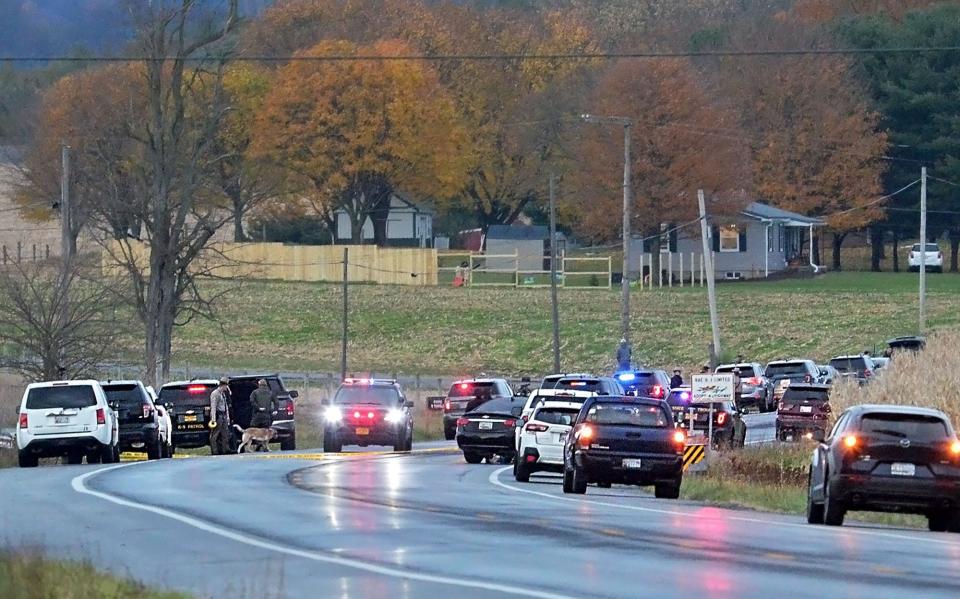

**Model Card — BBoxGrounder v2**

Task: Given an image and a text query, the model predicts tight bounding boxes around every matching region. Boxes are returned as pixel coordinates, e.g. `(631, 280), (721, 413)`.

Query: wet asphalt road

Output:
(2, 428), (960, 599)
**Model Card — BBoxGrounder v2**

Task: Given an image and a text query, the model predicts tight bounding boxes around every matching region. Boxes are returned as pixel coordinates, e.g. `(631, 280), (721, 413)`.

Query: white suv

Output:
(514, 400), (584, 482)
(908, 243), (943, 272)
(16, 380), (120, 467)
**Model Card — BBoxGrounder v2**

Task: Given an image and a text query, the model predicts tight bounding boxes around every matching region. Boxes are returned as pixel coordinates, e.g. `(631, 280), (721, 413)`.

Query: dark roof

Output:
(487, 225), (548, 241)
(742, 202), (824, 226)
(846, 404), (948, 419)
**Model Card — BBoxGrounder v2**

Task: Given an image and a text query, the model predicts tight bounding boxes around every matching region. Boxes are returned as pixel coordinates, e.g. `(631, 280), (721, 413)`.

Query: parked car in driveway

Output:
(101, 380), (165, 460)
(562, 396), (685, 498)
(908, 243), (943, 272)
(16, 380), (120, 467)
(716, 362), (773, 412)
(828, 355), (876, 385)
(807, 405), (960, 531)
(776, 383), (831, 442)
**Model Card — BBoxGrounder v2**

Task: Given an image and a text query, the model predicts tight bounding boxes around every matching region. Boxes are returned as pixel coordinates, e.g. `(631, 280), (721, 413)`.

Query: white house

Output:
(334, 192), (434, 247)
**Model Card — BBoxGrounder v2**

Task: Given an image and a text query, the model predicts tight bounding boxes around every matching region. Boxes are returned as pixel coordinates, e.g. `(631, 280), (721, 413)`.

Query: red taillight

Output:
(504, 419), (517, 428)
(18, 412), (28, 429)
(456, 417), (470, 427)
(288, 400), (295, 416)
(526, 454), (537, 463)
(717, 412), (727, 425)
(950, 440), (960, 456)
(652, 385), (663, 398)
(444, 400), (451, 411)
(525, 423), (549, 433)
(187, 385), (207, 394)
(142, 404), (153, 419)
(746, 377), (762, 386)
(96, 408), (106, 425)
(863, 370), (872, 378)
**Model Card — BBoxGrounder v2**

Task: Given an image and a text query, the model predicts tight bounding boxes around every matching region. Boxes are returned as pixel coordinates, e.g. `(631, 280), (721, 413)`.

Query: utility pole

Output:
(341, 247), (349, 380)
(549, 173), (561, 372)
(621, 122), (632, 344)
(698, 190), (721, 363)
(919, 166), (927, 333)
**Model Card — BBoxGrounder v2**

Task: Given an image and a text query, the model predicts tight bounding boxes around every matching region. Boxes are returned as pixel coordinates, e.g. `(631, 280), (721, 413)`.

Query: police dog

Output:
(233, 424), (277, 454)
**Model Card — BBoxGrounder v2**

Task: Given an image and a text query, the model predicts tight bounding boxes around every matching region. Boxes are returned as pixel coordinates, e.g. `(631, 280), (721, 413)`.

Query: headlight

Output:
(324, 406), (343, 422)
(385, 409), (405, 423)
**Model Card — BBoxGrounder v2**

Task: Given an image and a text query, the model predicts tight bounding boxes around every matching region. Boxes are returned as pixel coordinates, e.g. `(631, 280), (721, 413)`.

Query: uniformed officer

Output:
(249, 379), (277, 429)
(208, 378), (232, 455)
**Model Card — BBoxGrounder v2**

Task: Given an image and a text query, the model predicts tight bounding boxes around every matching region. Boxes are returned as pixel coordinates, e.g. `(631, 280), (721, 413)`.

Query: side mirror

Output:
(289, 390), (299, 399)
(320, 398), (330, 406)
(404, 400), (414, 409)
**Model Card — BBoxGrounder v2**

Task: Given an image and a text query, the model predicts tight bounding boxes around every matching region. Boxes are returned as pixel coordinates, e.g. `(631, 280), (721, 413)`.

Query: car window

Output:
(859, 413), (949, 442)
(465, 397), (516, 414)
(533, 407), (580, 426)
(159, 384), (216, 406)
(102, 384), (148, 409)
(828, 413), (850, 440)
(717, 366), (756, 377)
(765, 362), (811, 377)
(448, 382), (497, 398)
(26, 385), (98, 410)
(912, 244), (939, 252)
(335, 386), (400, 405)
(556, 379), (606, 393)
(782, 388), (830, 403)
(586, 403), (671, 427)
(829, 358), (867, 373)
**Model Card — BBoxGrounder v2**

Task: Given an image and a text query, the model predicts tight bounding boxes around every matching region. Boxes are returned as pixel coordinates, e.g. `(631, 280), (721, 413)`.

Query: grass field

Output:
(154, 272), (960, 376)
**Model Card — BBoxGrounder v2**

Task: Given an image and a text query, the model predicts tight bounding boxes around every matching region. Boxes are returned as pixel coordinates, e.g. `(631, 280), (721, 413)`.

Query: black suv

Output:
(563, 396), (685, 498)
(158, 379), (218, 449)
(807, 404), (960, 530)
(101, 380), (165, 460)
(614, 370), (669, 399)
(322, 379), (414, 453)
(442, 379), (514, 440)
(228, 374), (299, 451)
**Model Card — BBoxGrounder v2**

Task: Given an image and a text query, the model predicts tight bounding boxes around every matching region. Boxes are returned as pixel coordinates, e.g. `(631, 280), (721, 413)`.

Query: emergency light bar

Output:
(342, 378), (397, 386)
(617, 372), (636, 382)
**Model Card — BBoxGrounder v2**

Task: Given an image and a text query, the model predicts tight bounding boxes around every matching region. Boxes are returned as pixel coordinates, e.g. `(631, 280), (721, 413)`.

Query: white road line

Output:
(72, 462), (573, 599)
(488, 466), (960, 547)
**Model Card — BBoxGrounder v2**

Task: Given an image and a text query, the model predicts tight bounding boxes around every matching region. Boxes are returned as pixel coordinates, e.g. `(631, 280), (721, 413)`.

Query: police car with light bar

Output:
(321, 378), (414, 453)
(615, 369), (671, 399)
(158, 379), (219, 449)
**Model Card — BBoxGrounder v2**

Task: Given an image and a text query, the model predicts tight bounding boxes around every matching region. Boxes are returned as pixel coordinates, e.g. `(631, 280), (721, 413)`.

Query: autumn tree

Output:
(253, 39), (468, 245)
(571, 58), (750, 274)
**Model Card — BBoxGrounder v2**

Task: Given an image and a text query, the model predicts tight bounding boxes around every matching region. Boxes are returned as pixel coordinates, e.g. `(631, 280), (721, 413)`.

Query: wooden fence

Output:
(438, 250), (612, 288)
(102, 242), (438, 286)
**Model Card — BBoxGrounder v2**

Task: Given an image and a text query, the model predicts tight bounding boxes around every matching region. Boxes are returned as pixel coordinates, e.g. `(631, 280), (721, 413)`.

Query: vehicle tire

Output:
(928, 511), (950, 532)
(147, 439), (162, 460)
(323, 435), (341, 454)
(806, 471), (825, 524)
(405, 431), (414, 452)
(444, 426), (456, 441)
(101, 443), (117, 464)
(86, 451), (101, 464)
(571, 466), (587, 494)
(281, 435), (296, 451)
(654, 480), (681, 499)
(463, 451), (483, 464)
(823, 482), (846, 527)
(514, 458), (530, 483)
(17, 450), (38, 468)
(597, 481), (612, 489)
(562, 468), (574, 493)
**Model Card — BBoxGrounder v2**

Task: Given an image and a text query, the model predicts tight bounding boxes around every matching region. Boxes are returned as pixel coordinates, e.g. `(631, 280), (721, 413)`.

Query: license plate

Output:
(800, 406), (813, 413)
(622, 458), (642, 469)
(54, 415), (71, 424)
(356, 427), (370, 435)
(183, 415), (198, 423)
(479, 421), (493, 430)
(891, 462), (915, 476)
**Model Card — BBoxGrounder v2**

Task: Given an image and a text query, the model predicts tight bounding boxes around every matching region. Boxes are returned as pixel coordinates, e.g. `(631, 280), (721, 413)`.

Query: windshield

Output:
(102, 384), (148, 409)
(533, 407), (580, 426)
(860, 413), (948, 442)
(829, 358), (868, 373)
(585, 403), (671, 427)
(717, 366), (756, 377)
(448, 382), (498, 398)
(159, 385), (215, 406)
(556, 379), (607, 393)
(782, 388), (830, 403)
(912, 244), (939, 252)
(765, 363), (810, 377)
(335, 386), (400, 405)
(26, 386), (98, 410)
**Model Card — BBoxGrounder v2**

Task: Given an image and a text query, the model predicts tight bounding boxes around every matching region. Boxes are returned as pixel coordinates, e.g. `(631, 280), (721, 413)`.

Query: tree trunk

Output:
(891, 227), (900, 273)
(869, 226), (883, 272)
(232, 201), (246, 242)
(362, 173), (393, 247)
(950, 230), (960, 272)
(831, 232), (846, 271)
(812, 232), (821, 266)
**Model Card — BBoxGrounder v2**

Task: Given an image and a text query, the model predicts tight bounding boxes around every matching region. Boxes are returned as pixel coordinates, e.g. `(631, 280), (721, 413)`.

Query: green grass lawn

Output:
(131, 271), (960, 376)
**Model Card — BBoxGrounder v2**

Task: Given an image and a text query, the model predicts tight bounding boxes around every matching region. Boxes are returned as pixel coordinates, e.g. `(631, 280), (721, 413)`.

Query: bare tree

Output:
(0, 259), (118, 382)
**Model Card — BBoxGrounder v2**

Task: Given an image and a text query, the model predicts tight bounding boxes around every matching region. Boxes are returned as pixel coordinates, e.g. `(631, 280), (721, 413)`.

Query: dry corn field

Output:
(832, 331), (960, 427)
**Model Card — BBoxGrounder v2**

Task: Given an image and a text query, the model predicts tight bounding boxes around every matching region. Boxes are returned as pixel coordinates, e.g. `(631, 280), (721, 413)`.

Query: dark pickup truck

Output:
(563, 396), (685, 498)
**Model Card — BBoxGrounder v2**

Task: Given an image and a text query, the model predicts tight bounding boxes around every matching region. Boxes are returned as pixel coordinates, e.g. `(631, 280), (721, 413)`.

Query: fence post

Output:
(608, 256), (613, 289)
(668, 253), (673, 288)
(690, 252), (694, 286)
(679, 253), (684, 288)
(700, 253), (705, 287)
(658, 253), (663, 288)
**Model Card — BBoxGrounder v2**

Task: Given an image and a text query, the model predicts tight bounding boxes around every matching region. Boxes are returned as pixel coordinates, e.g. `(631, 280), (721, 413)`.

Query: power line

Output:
(3, 46), (960, 64)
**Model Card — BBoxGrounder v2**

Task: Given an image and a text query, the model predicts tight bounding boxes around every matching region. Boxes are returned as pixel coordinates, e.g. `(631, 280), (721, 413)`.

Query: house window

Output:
(767, 225), (774, 253)
(778, 225), (785, 252)
(719, 224), (740, 252)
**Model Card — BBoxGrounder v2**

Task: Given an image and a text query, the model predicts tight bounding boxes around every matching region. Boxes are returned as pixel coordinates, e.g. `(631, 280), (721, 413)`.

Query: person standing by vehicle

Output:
(516, 376), (532, 397)
(670, 369), (684, 389)
(208, 378), (232, 455)
(616, 338), (632, 371)
(249, 379), (277, 429)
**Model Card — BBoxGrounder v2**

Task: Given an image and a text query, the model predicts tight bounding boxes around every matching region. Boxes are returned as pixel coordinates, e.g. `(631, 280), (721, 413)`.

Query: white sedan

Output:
(514, 400), (584, 483)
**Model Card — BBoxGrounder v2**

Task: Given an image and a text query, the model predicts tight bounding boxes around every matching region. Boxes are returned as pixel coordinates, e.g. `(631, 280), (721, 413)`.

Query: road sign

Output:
(683, 443), (706, 471)
(692, 373), (735, 402)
